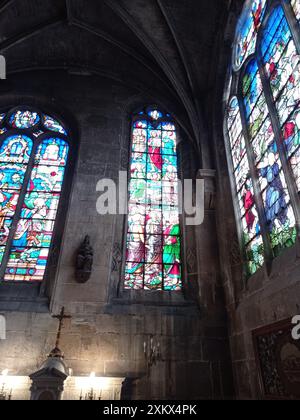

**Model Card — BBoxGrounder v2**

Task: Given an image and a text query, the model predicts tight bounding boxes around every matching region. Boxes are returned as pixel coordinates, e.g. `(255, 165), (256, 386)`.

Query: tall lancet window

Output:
(225, 0), (300, 277)
(125, 107), (182, 291)
(0, 108), (69, 282)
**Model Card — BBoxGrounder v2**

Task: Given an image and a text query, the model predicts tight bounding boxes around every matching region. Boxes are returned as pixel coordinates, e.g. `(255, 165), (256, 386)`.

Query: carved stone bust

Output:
(75, 235), (93, 283)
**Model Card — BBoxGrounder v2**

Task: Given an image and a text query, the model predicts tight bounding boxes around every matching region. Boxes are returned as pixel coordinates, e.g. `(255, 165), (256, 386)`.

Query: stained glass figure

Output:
(125, 109), (182, 291)
(43, 115), (68, 135)
(0, 135), (32, 262)
(234, 0), (267, 70)
(227, 97), (264, 274)
(261, 5), (300, 192)
(9, 110), (40, 129)
(148, 109), (163, 121)
(242, 59), (296, 255)
(4, 139), (68, 281)
(0, 107), (70, 282)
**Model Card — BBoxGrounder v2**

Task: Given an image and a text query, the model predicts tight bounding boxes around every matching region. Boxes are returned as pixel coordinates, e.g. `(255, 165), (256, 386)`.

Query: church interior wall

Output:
(0, 70), (234, 400)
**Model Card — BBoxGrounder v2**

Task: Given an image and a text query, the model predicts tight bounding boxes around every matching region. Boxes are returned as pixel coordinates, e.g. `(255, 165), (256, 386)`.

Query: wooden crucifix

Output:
(52, 307), (72, 350)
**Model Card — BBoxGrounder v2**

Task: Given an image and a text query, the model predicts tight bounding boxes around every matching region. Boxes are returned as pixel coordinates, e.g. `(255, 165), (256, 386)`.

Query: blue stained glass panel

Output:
(261, 5), (300, 193)
(0, 164), (27, 190)
(35, 138), (69, 167)
(0, 135), (33, 164)
(234, 0), (267, 70)
(162, 122), (176, 131)
(242, 60), (297, 255)
(4, 136), (68, 281)
(9, 110), (40, 129)
(243, 60), (269, 139)
(0, 135), (33, 257)
(0, 108), (69, 283)
(43, 115), (67, 135)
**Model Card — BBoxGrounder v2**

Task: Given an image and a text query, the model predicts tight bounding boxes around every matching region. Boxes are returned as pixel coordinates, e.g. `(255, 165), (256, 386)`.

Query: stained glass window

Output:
(0, 108), (69, 281)
(9, 110), (40, 129)
(233, 0), (267, 70)
(43, 115), (68, 135)
(227, 97), (264, 275)
(242, 59), (296, 255)
(125, 108), (182, 291)
(225, 1), (300, 276)
(261, 5), (300, 192)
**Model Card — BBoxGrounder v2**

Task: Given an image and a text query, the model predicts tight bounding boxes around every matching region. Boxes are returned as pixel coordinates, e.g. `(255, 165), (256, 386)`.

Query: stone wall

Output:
(0, 70), (234, 400)
(211, 0), (300, 398)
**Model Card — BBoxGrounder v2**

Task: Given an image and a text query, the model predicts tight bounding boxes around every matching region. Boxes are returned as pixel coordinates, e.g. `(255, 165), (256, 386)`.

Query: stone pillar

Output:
(195, 169), (217, 307)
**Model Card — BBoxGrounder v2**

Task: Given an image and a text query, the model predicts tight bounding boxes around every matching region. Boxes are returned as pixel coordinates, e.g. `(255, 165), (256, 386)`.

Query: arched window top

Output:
(132, 107), (176, 131)
(0, 107), (68, 137)
(0, 106), (70, 282)
(233, 0), (267, 71)
(260, 5), (289, 61)
(125, 106), (182, 291)
(9, 110), (40, 129)
(43, 115), (68, 136)
(291, 0), (300, 23)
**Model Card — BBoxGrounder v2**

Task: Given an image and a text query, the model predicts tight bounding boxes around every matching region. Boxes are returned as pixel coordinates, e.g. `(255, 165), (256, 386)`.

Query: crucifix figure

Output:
(50, 307), (71, 358)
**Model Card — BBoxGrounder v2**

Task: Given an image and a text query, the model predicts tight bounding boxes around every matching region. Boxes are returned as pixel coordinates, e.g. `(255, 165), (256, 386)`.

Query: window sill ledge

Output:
(0, 282), (49, 312)
(107, 290), (200, 315)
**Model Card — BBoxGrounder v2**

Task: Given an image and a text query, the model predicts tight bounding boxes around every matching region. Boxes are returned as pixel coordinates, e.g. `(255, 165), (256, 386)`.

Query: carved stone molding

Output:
(112, 242), (122, 273)
(229, 235), (243, 267)
(186, 248), (197, 274)
(196, 168), (216, 210)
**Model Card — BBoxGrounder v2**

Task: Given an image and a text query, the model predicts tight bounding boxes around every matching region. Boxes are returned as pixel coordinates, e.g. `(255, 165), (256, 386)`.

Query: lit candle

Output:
(143, 342), (146, 353)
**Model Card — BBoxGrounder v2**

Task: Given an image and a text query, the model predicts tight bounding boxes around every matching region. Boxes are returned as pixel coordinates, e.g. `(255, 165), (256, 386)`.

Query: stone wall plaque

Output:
(253, 318), (300, 400)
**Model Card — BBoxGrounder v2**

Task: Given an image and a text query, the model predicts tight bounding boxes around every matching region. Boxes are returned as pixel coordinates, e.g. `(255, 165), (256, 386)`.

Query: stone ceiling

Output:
(0, 0), (231, 152)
